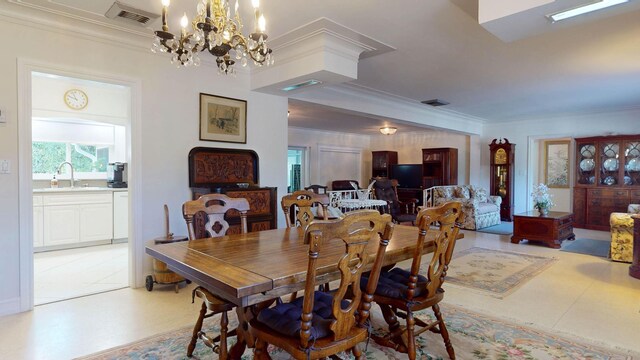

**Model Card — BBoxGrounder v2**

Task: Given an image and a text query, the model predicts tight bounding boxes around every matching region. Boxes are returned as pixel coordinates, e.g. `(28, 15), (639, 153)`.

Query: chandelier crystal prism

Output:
(151, 0), (274, 74)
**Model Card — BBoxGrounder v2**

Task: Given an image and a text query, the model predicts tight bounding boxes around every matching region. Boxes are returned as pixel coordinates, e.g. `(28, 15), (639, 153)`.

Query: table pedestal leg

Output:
(228, 306), (253, 359)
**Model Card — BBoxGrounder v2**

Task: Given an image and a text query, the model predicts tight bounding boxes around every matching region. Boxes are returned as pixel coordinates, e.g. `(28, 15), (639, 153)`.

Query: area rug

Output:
(475, 222), (514, 235)
(561, 238), (610, 258)
(444, 247), (557, 298)
(76, 303), (638, 360)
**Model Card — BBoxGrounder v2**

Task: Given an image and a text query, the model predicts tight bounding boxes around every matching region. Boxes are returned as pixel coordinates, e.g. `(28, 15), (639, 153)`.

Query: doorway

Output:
(26, 70), (133, 306)
(288, 147), (307, 192)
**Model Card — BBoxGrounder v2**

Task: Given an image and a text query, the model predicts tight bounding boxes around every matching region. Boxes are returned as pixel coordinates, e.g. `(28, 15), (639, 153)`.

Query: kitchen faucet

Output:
(57, 161), (75, 188)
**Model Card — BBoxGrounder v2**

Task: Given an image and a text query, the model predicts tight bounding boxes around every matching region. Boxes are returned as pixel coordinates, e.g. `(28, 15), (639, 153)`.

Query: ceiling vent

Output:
(105, 1), (159, 26)
(421, 99), (450, 107)
(281, 80), (323, 92)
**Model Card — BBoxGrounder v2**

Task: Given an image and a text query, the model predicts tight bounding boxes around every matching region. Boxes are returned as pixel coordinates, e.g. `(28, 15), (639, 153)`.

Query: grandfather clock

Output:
(489, 138), (515, 221)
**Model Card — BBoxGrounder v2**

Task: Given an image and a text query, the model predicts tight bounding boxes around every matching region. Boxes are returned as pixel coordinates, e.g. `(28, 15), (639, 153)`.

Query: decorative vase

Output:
(538, 207), (549, 216)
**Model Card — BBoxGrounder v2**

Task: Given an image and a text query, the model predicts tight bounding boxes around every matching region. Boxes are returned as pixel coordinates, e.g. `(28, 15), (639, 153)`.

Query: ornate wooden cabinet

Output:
(188, 147), (278, 232)
(573, 135), (640, 231)
(489, 138), (515, 221)
(372, 151), (398, 178)
(422, 148), (458, 188)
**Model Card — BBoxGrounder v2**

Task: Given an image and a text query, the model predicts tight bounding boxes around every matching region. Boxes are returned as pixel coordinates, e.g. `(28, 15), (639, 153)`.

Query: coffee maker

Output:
(107, 162), (128, 188)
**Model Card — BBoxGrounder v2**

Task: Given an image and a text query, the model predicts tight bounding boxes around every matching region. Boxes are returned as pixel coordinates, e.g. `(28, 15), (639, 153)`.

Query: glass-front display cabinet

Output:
(489, 138), (515, 221)
(573, 135), (640, 230)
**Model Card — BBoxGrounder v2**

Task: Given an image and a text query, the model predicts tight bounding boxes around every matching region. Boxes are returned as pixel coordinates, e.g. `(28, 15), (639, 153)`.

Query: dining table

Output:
(146, 224), (463, 359)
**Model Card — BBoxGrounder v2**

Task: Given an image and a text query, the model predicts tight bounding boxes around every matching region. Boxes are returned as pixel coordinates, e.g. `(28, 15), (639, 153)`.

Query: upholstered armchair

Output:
(610, 204), (640, 263)
(432, 185), (501, 230)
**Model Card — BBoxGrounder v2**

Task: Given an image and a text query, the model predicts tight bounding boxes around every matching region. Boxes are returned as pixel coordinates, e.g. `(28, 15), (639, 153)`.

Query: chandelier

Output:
(151, 0), (274, 74)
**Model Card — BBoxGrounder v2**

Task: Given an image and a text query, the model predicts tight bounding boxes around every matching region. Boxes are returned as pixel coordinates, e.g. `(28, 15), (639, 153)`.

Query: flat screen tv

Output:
(391, 164), (422, 189)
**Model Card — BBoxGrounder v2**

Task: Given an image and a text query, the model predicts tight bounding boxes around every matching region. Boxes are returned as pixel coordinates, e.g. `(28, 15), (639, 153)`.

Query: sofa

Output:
(432, 185), (501, 230)
(610, 204), (640, 263)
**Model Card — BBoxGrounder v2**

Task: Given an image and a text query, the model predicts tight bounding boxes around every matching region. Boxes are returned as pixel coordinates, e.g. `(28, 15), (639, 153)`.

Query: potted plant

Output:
(531, 183), (554, 216)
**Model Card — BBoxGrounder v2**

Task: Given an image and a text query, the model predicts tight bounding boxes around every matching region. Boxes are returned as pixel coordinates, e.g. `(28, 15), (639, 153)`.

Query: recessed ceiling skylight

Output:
(547, 0), (628, 22)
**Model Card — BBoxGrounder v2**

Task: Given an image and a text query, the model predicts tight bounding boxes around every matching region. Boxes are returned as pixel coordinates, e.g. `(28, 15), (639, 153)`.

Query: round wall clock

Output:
(63, 89), (88, 110)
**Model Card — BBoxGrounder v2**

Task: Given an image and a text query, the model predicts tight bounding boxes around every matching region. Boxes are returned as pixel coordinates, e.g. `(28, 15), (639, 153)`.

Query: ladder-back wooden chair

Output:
(250, 210), (394, 360)
(182, 194), (250, 359)
(362, 201), (461, 359)
(281, 190), (330, 228)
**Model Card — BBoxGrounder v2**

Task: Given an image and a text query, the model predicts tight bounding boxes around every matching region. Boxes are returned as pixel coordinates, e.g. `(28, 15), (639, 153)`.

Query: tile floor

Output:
(1, 229), (639, 359)
(34, 243), (129, 305)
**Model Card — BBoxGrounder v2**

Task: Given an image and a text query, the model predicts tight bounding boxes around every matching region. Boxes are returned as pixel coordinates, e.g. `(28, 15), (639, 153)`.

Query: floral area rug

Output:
(76, 303), (638, 360)
(444, 247), (557, 298)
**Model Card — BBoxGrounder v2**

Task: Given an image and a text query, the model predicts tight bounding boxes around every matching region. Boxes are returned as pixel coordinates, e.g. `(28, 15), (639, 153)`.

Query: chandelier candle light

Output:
(151, 0), (274, 74)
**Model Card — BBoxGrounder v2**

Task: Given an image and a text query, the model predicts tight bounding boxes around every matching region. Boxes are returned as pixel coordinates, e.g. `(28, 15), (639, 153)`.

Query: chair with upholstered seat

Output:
(182, 194), (250, 359)
(373, 178), (418, 225)
(250, 210), (394, 360)
(281, 190), (330, 228)
(610, 204), (640, 262)
(362, 201), (461, 359)
(331, 180), (360, 191)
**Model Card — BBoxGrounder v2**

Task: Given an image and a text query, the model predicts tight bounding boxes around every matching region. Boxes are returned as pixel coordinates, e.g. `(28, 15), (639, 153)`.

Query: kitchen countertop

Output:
(33, 187), (127, 193)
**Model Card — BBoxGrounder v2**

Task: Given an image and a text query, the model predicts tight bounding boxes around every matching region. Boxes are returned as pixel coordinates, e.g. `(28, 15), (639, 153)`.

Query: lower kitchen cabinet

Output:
(33, 195), (44, 248)
(79, 202), (113, 242)
(113, 191), (128, 240)
(43, 205), (80, 246)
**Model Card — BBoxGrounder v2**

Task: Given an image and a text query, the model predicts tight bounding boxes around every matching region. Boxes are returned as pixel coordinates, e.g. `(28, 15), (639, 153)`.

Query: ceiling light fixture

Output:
(151, 0), (273, 74)
(379, 127), (397, 135)
(547, 0), (628, 22)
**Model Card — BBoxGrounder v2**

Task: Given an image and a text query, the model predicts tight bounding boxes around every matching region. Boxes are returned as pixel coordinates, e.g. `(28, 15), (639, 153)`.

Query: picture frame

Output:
(545, 140), (570, 188)
(199, 93), (247, 143)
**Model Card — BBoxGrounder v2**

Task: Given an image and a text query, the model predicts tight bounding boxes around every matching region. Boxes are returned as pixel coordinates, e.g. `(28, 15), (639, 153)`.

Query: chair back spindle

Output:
(281, 190), (330, 228)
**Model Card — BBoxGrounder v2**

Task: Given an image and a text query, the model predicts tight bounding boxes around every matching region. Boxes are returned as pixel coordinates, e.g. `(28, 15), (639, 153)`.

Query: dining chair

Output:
(250, 210), (394, 360)
(373, 178), (418, 225)
(182, 193), (250, 359)
(361, 201), (461, 359)
(281, 190), (330, 227)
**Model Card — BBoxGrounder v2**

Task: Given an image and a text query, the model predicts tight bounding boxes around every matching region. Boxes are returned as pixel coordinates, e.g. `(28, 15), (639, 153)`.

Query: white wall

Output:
(288, 127), (371, 187)
(482, 111), (640, 215)
(0, 13), (287, 315)
(371, 131), (472, 185)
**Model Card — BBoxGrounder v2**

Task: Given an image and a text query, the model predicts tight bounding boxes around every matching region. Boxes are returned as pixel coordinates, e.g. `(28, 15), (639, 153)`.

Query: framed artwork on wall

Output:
(545, 140), (570, 188)
(199, 93), (247, 143)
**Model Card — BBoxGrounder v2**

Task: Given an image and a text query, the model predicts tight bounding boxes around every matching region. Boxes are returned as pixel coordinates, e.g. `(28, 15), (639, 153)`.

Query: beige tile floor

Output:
(1, 228), (639, 359)
(34, 243), (129, 305)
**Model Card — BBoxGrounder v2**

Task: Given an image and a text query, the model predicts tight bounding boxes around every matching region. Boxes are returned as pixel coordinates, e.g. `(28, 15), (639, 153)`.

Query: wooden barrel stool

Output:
(146, 235), (188, 292)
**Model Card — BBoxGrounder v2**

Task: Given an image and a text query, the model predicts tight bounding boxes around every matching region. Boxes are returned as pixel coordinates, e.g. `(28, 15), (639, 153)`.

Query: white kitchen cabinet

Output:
(37, 191), (113, 249)
(113, 191), (128, 240)
(43, 205), (80, 246)
(79, 202), (113, 242)
(33, 195), (44, 248)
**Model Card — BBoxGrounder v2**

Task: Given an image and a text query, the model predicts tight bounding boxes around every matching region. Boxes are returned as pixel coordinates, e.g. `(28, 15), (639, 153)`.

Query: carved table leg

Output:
(228, 306), (252, 360)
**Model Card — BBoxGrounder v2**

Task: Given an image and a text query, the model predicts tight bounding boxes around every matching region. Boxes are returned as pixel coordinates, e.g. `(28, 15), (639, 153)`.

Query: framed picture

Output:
(199, 93), (247, 143)
(545, 140), (570, 188)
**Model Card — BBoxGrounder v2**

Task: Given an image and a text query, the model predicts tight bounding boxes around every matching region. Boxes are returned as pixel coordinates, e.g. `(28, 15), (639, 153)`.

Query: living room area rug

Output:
(560, 238), (610, 258)
(475, 221), (514, 235)
(76, 303), (638, 360)
(443, 247), (557, 298)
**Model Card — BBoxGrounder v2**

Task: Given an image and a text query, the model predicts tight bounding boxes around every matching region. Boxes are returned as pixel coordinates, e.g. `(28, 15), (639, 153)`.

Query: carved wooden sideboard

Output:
(188, 147), (277, 233)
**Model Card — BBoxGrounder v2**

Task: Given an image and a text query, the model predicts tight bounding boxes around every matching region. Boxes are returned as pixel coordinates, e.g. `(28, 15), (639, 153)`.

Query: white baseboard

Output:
(0, 297), (21, 317)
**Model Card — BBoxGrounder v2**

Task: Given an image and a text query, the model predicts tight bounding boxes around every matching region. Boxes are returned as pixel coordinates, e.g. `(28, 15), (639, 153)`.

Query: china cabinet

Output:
(372, 151), (398, 178)
(422, 148), (458, 188)
(489, 138), (515, 221)
(573, 135), (640, 230)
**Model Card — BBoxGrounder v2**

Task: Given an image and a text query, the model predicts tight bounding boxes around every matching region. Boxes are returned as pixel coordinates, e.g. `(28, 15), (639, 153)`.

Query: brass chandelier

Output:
(151, 0), (274, 74)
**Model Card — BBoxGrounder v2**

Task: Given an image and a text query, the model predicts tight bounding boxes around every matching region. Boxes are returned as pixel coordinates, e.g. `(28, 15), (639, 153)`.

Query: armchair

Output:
(610, 204), (640, 263)
(432, 185), (501, 230)
(373, 178), (418, 225)
(331, 180), (360, 191)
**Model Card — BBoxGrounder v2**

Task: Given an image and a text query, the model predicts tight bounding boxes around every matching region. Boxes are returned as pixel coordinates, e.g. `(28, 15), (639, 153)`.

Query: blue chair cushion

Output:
(361, 267), (428, 299)
(256, 291), (350, 339)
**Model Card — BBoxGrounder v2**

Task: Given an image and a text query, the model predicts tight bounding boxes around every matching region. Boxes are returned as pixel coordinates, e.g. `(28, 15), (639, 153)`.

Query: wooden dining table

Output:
(146, 224), (463, 359)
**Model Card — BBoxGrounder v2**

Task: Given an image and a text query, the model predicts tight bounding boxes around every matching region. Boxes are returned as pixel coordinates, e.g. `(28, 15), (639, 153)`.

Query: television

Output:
(391, 164), (422, 189)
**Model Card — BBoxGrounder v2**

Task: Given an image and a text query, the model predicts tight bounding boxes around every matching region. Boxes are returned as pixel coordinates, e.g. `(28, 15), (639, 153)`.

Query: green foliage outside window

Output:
(32, 141), (108, 175)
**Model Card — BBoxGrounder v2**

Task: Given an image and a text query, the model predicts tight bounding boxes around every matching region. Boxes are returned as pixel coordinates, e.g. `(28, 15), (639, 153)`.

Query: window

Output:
(32, 142), (111, 179)
(288, 147), (306, 193)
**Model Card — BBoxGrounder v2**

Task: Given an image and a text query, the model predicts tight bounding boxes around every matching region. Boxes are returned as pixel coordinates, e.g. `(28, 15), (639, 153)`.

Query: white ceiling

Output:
(8, 0), (640, 131)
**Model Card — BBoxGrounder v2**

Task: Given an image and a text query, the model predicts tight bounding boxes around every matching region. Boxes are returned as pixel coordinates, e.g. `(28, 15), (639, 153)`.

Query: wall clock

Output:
(64, 89), (88, 110)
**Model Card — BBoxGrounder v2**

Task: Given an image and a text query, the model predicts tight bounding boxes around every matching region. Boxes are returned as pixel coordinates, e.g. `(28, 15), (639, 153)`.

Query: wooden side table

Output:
(511, 211), (575, 249)
(630, 215), (640, 279)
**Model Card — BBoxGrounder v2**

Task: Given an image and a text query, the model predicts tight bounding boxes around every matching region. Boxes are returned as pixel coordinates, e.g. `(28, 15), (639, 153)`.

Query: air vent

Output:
(281, 80), (322, 92)
(421, 99), (450, 107)
(105, 1), (159, 25)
